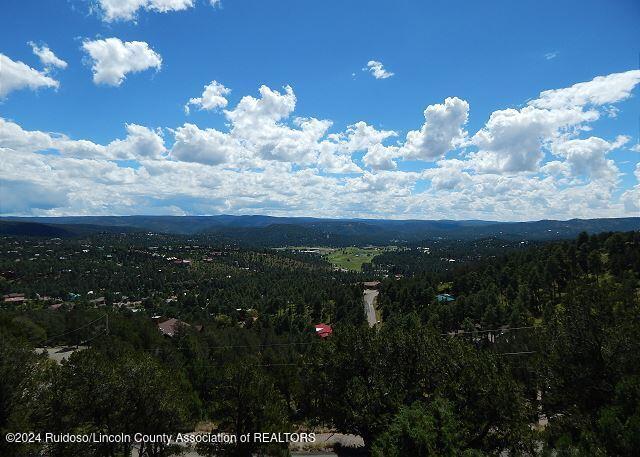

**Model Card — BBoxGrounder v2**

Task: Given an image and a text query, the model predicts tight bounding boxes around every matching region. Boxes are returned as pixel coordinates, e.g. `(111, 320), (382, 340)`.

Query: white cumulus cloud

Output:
(185, 80), (231, 114)
(364, 60), (394, 79)
(95, 0), (194, 22)
(0, 118), (165, 160)
(621, 163), (640, 213)
(470, 106), (592, 174)
(530, 70), (640, 110)
(333, 121), (397, 152)
(225, 85), (328, 164)
(28, 42), (67, 71)
(0, 53), (59, 98)
(82, 37), (162, 86)
(104, 124), (166, 159)
(173, 85), (364, 170)
(362, 144), (399, 170)
(551, 135), (627, 181)
(400, 97), (469, 161)
(170, 123), (242, 165)
(468, 70), (640, 175)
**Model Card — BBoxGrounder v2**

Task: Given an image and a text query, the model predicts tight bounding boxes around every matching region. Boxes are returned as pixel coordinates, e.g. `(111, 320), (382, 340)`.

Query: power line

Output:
(39, 315), (107, 346)
(79, 329), (108, 346)
(196, 351), (537, 369)
(138, 340), (319, 353)
(441, 325), (542, 337)
(131, 328), (541, 362)
(139, 325), (542, 353)
(498, 351), (537, 356)
(206, 341), (319, 349)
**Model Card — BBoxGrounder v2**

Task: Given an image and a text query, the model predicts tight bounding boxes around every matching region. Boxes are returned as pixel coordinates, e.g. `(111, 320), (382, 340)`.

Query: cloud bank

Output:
(1, 70), (639, 220)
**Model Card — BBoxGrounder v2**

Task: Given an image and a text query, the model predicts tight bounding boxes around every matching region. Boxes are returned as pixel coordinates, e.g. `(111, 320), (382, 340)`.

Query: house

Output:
(314, 323), (333, 338)
(3, 293), (26, 303)
(89, 296), (106, 306)
(156, 317), (190, 337)
(363, 281), (381, 290)
(436, 293), (455, 302)
(113, 300), (142, 311)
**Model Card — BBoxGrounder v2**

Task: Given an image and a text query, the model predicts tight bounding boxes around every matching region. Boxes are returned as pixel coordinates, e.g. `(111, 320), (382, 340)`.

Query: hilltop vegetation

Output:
(0, 230), (638, 456)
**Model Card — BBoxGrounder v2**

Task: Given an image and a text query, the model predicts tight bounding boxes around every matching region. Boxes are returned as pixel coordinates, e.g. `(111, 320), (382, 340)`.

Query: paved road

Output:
(363, 289), (379, 327)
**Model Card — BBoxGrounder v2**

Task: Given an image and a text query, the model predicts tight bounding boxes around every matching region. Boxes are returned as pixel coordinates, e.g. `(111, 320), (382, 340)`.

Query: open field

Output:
(325, 247), (382, 271)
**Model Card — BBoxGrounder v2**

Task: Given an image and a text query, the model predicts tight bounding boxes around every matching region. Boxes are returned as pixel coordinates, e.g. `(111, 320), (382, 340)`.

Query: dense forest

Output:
(0, 230), (639, 456)
(3, 216), (640, 244)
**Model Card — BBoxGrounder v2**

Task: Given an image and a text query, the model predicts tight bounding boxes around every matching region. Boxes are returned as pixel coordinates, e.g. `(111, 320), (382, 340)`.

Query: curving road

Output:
(363, 289), (379, 327)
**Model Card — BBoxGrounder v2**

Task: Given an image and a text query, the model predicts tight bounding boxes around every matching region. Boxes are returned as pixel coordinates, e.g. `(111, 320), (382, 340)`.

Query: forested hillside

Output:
(0, 231), (638, 456)
(3, 216), (639, 244)
(374, 231), (640, 454)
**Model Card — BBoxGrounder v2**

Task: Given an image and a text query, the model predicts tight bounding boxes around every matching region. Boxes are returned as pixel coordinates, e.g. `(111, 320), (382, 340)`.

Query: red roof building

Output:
(314, 323), (333, 338)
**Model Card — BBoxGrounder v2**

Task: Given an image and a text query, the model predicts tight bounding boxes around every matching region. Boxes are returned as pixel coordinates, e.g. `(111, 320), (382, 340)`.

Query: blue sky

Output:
(0, 0), (639, 219)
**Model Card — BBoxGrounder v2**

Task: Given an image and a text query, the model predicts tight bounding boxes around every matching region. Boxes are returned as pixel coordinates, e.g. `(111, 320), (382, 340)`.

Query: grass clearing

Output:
(325, 247), (382, 271)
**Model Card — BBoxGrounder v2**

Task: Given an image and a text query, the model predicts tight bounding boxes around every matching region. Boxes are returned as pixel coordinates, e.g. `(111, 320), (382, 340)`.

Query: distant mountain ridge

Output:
(0, 220), (140, 238)
(1, 215), (639, 245)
